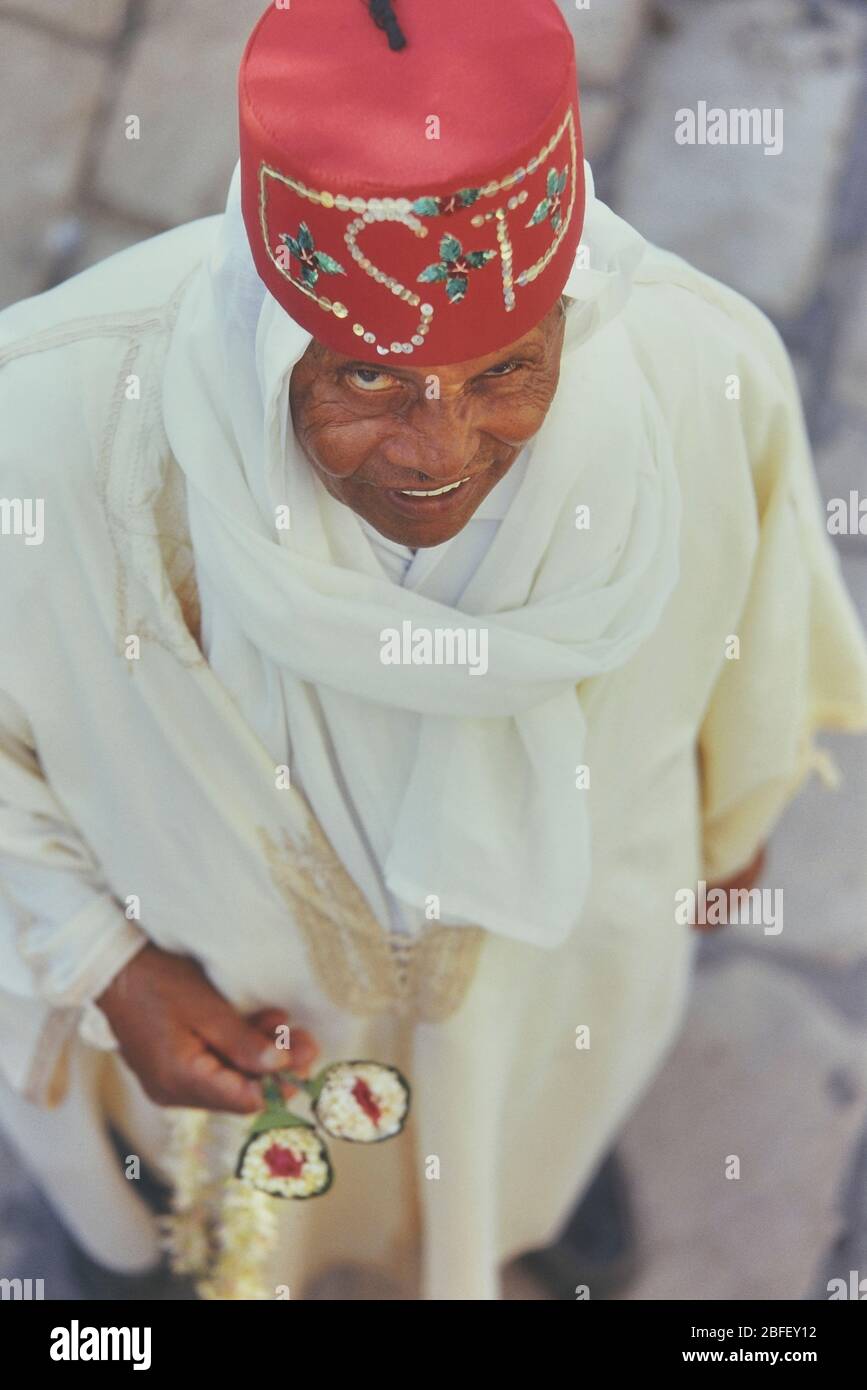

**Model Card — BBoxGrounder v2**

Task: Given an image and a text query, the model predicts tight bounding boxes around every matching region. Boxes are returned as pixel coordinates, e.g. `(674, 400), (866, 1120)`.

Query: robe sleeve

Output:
(699, 313), (867, 883)
(0, 687), (147, 1099)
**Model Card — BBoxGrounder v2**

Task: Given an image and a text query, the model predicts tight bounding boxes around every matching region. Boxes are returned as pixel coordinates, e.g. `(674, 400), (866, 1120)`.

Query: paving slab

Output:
(810, 1122), (867, 1299)
(555, 0), (650, 88)
(0, 0), (127, 42)
(815, 414), (867, 550)
(580, 89), (624, 162)
(91, 0), (266, 227)
(0, 1133), (82, 1301)
(756, 727), (867, 970)
(0, 20), (108, 309)
(65, 210), (154, 280)
(613, 0), (867, 320)
(617, 958), (867, 1300)
(835, 260), (867, 417)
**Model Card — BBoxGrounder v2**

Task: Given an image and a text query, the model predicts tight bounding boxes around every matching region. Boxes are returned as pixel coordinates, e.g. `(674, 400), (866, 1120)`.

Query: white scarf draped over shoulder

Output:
(162, 162), (681, 950)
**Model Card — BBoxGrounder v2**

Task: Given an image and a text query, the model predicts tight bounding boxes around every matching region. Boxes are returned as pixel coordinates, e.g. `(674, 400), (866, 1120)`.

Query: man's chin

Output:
(351, 470), (499, 548)
(359, 512), (468, 549)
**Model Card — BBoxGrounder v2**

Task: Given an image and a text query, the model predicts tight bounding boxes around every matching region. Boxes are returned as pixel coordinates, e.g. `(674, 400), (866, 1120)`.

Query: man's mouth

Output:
(377, 472), (485, 523)
(397, 477), (471, 498)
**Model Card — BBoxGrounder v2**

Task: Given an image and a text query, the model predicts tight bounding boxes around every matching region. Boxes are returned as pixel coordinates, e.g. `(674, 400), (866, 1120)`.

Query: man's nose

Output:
(380, 398), (479, 481)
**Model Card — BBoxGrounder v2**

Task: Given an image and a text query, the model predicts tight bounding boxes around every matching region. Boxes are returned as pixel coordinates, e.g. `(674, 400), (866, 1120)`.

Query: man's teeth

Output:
(399, 478), (470, 497)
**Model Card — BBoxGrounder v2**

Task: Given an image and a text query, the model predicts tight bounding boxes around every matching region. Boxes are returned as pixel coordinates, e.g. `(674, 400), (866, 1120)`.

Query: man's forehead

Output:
(313, 305), (561, 379)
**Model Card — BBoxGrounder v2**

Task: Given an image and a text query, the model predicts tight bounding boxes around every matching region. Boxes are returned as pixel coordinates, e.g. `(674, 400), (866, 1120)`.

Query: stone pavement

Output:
(0, 0), (865, 1301)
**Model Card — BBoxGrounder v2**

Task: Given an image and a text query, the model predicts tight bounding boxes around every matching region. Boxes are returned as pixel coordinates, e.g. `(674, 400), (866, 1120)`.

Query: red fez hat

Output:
(239, 0), (584, 366)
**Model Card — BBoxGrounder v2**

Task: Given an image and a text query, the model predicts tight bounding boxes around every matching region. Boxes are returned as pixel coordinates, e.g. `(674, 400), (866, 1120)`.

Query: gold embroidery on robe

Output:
(258, 818), (485, 1024)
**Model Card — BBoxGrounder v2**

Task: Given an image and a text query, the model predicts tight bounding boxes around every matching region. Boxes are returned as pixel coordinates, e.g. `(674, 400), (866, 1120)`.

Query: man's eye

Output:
(346, 368), (398, 392)
(484, 360), (520, 378)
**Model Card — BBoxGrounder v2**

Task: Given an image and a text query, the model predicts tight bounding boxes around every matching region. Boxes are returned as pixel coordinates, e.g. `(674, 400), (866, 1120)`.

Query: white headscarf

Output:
(162, 162), (681, 949)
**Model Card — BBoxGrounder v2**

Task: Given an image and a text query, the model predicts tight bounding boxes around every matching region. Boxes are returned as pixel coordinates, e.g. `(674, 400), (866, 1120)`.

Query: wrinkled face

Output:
(288, 300), (566, 547)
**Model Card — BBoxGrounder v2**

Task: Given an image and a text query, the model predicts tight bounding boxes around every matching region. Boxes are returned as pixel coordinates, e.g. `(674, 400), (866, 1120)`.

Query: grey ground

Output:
(0, 0), (865, 1300)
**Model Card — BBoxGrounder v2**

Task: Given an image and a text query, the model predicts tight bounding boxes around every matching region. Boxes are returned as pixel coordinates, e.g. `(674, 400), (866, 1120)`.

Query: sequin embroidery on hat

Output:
(417, 235), (497, 304)
(279, 222), (346, 288)
(528, 167), (570, 233)
(411, 188), (482, 218)
(257, 106), (578, 357)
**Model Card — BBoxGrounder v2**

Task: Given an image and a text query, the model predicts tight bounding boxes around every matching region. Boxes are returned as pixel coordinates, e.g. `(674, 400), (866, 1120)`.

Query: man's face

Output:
(288, 301), (566, 547)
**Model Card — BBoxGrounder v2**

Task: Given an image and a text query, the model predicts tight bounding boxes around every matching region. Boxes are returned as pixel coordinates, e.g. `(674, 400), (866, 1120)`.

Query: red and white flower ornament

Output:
(236, 1063), (411, 1199)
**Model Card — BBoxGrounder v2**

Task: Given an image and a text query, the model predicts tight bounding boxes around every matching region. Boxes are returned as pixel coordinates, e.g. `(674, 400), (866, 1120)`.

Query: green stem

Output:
(261, 1075), (286, 1109)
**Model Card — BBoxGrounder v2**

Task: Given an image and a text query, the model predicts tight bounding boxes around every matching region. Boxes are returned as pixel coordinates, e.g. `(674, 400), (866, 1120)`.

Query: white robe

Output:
(0, 216), (865, 1297)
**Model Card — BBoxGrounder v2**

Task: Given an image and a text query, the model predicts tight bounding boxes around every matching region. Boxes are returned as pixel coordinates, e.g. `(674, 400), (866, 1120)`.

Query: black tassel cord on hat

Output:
(369, 0), (407, 51)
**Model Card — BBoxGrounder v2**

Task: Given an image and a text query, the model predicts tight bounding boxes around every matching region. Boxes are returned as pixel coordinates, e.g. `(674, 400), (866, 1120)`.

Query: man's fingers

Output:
(274, 1027), (318, 1094)
(248, 1008), (291, 1050)
(198, 1008), (285, 1075)
(183, 1046), (265, 1114)
(245, 1013), (321, 1079)
(246, 1010), (299, 1096)
(249, 1008), (290, 1033)
(150, 1018), (321, 1113)
(283, 1027), (320, 1077)
(197, 997), (321, 1097)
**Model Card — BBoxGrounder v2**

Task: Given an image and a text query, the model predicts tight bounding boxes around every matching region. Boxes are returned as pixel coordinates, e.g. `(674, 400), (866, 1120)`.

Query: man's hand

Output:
(695, 845), (768, 932)
(96, 943), (319, 1114)
(709, 845), (766, 897)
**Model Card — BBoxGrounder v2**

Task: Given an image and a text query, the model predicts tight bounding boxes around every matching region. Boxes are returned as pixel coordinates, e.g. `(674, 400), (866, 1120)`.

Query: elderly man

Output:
(1, 0), (866, 1301)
